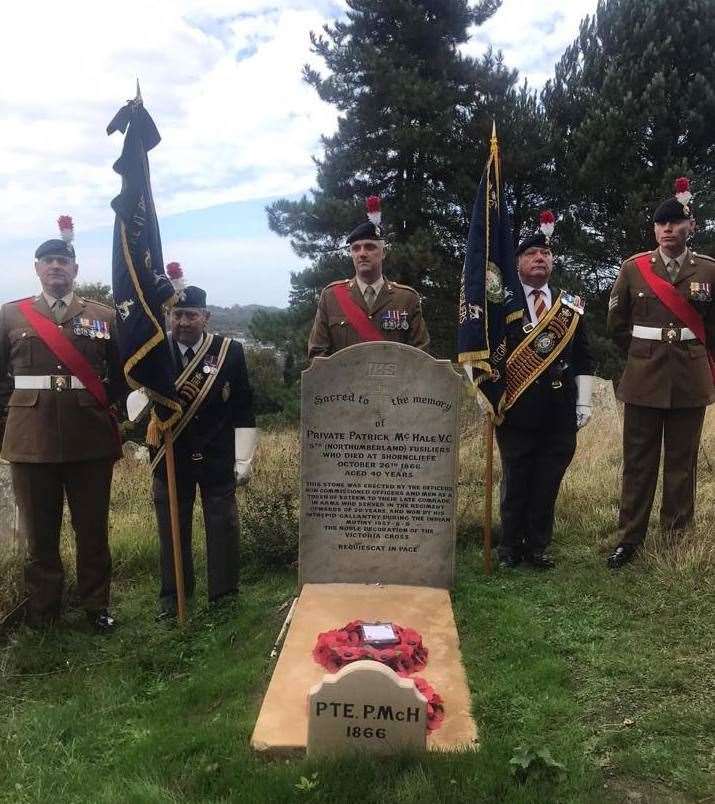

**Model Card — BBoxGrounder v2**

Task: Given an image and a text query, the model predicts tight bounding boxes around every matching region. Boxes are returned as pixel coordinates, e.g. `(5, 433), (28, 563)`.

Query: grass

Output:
(0, 399), (713, 803)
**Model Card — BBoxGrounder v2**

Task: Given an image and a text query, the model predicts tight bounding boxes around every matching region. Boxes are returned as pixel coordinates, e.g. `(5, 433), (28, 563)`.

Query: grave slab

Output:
(251, 583), (478, 757)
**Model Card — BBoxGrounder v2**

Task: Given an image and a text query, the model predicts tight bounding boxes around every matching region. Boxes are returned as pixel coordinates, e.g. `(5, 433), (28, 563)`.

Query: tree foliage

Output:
(262, 0), (714, 380)
(266, 0), (533, 360)
(75, 281), (113, 306)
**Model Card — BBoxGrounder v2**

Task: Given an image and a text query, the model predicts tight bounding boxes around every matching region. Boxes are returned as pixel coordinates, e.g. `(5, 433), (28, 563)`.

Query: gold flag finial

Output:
(490, 120), (498, 156)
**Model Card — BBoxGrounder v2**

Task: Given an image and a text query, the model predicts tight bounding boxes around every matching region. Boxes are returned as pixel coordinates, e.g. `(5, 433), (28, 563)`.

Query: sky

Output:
(0, 0), (597, 308)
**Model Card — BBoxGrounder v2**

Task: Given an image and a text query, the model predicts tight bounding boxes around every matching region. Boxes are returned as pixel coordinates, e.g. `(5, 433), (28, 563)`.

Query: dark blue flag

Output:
(458, 126), (524, 422)
(108, 91), (181, 430)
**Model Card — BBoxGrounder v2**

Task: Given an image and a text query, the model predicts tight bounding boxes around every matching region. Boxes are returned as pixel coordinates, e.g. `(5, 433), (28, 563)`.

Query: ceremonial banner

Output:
(458, 125), (524, 423)
(107, 91), (181, 429)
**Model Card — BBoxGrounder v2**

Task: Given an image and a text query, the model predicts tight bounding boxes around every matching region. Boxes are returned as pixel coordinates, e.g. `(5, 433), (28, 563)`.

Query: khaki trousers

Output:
(617, 404), (705, 546)
(11, 459), (114, 617)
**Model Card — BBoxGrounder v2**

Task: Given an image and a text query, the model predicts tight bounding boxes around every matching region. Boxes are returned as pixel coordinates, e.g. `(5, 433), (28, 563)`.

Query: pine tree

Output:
(265, 0), (521, 359)
(544, 0), (715, 295)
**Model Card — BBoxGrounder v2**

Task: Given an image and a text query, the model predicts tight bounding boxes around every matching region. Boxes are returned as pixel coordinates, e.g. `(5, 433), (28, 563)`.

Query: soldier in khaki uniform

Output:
(607, 179), (715, 568)
(308, 197), (429, 358)
(0, 218), (124, 628)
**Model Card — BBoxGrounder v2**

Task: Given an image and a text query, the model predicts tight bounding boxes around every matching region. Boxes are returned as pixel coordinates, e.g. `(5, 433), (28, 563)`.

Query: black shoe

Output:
(155, 599), (177, 622)
(498, 553), (521, 569)
(524, 552), (555, 570)
(86, 608), (116, 633)
(607, 545), (636, 569)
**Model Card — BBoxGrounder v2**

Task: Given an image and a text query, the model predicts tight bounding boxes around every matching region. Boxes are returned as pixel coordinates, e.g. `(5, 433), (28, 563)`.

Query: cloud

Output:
(465, 0), (598, 89)
(0, 1), (340, 242)
(0, 1), (599, 307)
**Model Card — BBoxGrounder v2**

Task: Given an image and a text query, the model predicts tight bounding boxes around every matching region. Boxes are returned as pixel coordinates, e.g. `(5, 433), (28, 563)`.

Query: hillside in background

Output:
(207, 303), (283, 339)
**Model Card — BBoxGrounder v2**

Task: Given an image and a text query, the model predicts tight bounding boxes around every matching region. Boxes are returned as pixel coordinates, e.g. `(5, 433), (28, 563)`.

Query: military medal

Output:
(380, 311), (396, 331)
(689, 282), (711, 302)
(203, 355), (218, 374)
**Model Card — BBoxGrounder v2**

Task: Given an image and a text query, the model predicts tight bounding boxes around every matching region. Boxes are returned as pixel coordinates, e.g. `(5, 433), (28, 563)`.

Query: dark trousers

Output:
(617, 404), (705, 546)
(495, 424), (577, 558)
(152, 470), (240, 603)
(11, 459), (114, 616)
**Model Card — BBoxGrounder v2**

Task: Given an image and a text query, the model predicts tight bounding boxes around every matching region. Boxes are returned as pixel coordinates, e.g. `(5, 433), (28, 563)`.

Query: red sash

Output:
(634, 254), (715, 382)
(332, 283), (383, 342)
(17, 298), (110, 407)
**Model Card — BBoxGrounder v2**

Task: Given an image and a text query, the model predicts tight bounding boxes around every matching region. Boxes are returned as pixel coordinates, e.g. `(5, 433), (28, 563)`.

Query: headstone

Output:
(307, 660), (427, 757)
(300, 342), (461, 588)
(0, 460), (19, 551)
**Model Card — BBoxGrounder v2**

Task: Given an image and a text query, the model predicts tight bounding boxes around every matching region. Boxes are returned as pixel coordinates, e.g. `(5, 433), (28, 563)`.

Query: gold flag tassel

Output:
(146, 409), (162, 447)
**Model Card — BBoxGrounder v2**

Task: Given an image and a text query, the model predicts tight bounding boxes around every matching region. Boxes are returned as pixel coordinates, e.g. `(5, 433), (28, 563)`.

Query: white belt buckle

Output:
(662, 327), (680, 343)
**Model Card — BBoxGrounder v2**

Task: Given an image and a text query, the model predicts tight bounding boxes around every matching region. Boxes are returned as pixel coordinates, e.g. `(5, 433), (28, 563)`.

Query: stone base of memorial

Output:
(250, 583), (478, 756)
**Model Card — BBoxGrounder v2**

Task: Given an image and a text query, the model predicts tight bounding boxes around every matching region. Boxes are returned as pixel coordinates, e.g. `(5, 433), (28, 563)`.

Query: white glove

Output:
(576, 405), (592, 429)
(127, 388), (150, 422)
(575, 375), (593, 429)
(234, 428), (258, 485)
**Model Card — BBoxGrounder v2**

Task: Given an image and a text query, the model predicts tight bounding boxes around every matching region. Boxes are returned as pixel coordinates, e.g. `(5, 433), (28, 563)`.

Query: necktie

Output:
(184, 347), (195, 367)
(667, 259), (679, 283)
(531, 289), (547, 321)
(364, 285), (376, 311)
(53, 299), (66, 323)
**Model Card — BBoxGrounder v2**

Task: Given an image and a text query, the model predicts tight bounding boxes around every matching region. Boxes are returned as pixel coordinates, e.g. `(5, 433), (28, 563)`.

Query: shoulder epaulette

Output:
(3, 296), (36, 306)
(324, 279), (351, 291)
(81, 297), (114, 311)
(387, 281), (420, 296)
(623, 250), (653, 265)
(692, 251), (715, 263)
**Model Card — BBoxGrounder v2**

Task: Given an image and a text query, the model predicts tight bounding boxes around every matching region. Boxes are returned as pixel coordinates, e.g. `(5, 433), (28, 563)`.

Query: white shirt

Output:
(176, 335), (204, 366)
(521, 281), (552, 325)
(355, 275), (385, 303)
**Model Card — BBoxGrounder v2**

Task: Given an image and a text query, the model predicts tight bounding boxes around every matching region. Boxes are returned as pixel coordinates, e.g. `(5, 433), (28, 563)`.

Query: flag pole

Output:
(163, 428), (187, 624)
(483, 413), (494, 576)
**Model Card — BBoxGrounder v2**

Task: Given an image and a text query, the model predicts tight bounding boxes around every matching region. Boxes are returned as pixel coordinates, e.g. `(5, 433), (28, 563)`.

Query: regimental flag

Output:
(458, 124), (524, 423)
(107, 89), (182, 430)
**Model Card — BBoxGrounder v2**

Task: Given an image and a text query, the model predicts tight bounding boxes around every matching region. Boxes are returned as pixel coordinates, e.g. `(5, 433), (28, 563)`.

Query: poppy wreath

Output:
(312, 620), (445, 731)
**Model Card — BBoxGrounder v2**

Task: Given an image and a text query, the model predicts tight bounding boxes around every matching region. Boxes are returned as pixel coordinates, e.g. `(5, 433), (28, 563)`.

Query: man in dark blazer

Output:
(145, 284), (256, 618)
(496, 215), (595, 569)
(0, 218), (124, 630)
(308, 196), (429, 358)
(606, 179), (715, 568)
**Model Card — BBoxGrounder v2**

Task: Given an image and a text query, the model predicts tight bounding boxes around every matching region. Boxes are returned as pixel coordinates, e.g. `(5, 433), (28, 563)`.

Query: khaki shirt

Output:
(0, 294), (123, 462)
(607, 249), (715, 408)
(307, 277), (430, 359)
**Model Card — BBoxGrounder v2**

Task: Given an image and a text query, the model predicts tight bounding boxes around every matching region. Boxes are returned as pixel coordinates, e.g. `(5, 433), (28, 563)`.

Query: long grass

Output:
(0, 397), (713, 803)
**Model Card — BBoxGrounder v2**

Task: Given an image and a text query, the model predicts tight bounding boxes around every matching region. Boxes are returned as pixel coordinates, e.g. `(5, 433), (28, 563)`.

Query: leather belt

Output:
(632, 325), (696, 343)
(14, 375), (86, 391)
